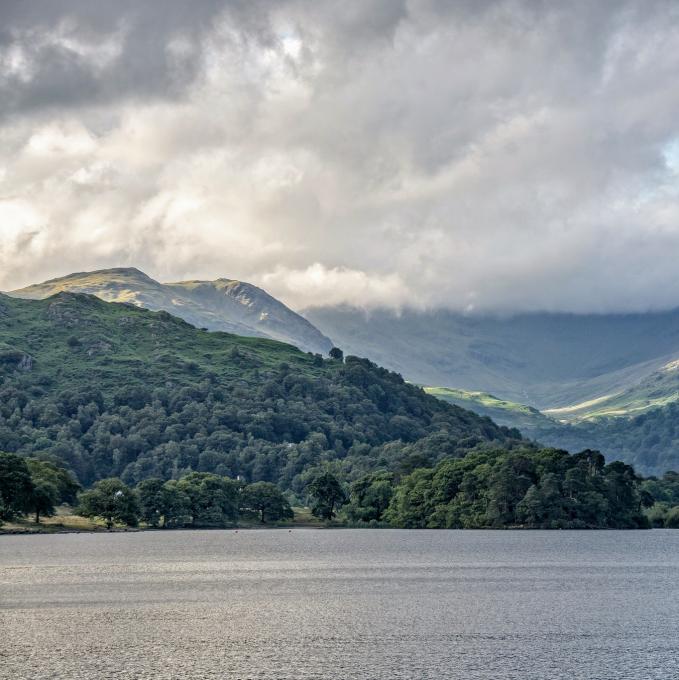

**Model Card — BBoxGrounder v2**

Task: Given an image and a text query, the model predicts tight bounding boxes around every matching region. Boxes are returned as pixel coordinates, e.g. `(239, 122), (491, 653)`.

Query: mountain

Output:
(10, 268), (333, 355)
(0, 292), (516, 486)
(304, 306), (679, 408)
(543, 357), (679, 421)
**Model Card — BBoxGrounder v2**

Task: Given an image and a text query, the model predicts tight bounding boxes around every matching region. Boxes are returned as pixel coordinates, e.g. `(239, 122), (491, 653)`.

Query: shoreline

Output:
(1, 524), (666, 535)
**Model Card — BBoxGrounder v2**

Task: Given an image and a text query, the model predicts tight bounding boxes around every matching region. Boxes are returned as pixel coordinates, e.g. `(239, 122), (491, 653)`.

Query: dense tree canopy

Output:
(527, 402), (679, 477)
(77, 478), (140, 529)
(345, 471), (394, 524)
(384, 448), (651, 529)
(307, 471), (346, 520)
(0, 452), (34, 521)
(241, 482), (293, 523)
(642, 472), (679, 527)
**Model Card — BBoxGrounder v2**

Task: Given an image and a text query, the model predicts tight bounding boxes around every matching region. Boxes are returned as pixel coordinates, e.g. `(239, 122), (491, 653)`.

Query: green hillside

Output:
(10, 267), (333, 355)
(0, 292), (515, 488)
(424, 387), (555, 430)
(529, 405), (679, 477)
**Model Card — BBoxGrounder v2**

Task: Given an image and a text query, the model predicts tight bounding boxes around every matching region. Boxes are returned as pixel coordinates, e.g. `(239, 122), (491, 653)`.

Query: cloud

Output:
(259, 263), (414, 310)
(1, 0), (679, 313)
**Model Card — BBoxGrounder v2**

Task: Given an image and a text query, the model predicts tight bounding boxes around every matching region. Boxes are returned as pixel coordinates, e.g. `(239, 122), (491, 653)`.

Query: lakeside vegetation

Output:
(3, 448), (678, 531)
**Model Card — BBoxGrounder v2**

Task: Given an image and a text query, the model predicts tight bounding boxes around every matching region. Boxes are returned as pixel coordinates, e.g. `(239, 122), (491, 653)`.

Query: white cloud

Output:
(259, 263), (414, 310)
(1, 1), (679, 313)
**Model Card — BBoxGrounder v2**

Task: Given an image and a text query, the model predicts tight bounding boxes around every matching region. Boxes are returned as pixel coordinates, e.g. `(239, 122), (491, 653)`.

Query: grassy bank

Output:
(0, 505), (331, 534)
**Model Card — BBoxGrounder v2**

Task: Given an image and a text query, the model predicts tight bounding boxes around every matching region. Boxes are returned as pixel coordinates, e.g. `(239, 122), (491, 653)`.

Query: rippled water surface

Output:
(1, 529), (678, 679)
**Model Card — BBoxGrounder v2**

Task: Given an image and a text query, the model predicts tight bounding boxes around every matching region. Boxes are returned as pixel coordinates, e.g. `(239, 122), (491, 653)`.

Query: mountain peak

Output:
(10, 267), (333, 355)
(40, 267), (156, 286)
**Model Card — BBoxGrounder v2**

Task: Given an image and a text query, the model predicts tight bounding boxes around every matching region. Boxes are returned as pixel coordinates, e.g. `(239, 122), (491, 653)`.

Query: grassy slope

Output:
(427, 355), (679, 428)
(544, 359), (679, 421)
(424, 387), (554, 430)
(0, 290), (312, 394)
(10, 267), (332, 354)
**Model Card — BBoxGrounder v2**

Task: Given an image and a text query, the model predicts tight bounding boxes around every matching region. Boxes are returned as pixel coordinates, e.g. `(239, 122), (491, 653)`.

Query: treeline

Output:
(643, 471), (679, 528)
(0, 452), (293, 528)
(379, 448), (652, 529)
(0, 452), (80, 524)
(5, 448), (678, 530)
(78, 475), (294, 528)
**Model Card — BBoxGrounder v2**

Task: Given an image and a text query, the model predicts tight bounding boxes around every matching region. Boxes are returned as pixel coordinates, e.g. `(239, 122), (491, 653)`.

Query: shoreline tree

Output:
(0, 452), (34, 522)
(241, 481), (293, 523)
(307, 471), (346, 521)
(77, 478), (140, 529)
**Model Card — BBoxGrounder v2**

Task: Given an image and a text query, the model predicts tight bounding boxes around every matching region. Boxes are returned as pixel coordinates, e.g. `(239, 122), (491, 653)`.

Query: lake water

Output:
(1, 529), (678, 679)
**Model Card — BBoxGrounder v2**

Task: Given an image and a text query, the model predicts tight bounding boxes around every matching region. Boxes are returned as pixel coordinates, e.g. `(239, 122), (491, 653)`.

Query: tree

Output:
(383, 468), (435, 528)
(157, 482), (191, 528)
(77, 478), (140, 528)
(485, 456), (534, 526)
(176, 472), (240, 527)
(0, 452), (34, 521)
(136, 478), (168, 527)
(241, 482), (293, 523)
(307, 471), (346, 520)
(26, 459), (81, 505)
(329, 347), (344, 362)
(346, 472), (394, 522)
(136, 478), (190, 528)
(515, 484), (545, 526)
(29, 480), (58, 524)
(665, 506), (679, 528)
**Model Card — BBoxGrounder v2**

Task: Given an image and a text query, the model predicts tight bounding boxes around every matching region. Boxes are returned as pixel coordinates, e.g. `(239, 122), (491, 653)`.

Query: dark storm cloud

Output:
(0, 0), (231, 117)
(1, 0), (679, 313)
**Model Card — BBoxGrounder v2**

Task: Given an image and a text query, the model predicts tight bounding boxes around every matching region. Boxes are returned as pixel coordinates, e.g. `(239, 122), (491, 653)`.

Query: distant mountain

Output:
(425, 371), (679, 476)
(543, 357), (679, 421)
(10, 268), (333, 355)
(304, 306), (679, 408)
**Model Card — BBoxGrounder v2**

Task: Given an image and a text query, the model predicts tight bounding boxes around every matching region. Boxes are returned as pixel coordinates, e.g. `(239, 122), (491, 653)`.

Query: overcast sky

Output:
(1, 0), (679, 313)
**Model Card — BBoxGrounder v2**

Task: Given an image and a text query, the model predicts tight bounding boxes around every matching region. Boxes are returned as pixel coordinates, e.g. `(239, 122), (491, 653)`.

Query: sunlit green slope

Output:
(10, 267), (332, 355)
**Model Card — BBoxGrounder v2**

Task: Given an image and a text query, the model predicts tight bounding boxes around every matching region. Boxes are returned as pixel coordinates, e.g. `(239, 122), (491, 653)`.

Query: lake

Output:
(1, 529), (678, 679)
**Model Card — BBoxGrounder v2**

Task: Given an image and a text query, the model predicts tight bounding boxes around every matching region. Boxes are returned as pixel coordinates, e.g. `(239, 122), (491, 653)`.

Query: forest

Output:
(533, 402), (679, 477)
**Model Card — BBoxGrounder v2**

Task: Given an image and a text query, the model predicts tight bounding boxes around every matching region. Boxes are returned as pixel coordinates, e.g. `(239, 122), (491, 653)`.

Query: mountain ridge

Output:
(304, 305), (679, 408)
(9, 267), (333, 355)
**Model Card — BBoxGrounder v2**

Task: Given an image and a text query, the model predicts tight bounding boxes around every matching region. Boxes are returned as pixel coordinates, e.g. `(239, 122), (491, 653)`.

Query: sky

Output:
(1, 0), (679, 313)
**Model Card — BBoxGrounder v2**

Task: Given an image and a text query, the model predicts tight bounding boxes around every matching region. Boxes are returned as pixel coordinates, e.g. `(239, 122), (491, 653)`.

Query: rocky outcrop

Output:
(17, 354), (34, 371)
(0, 347), (34, 371)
